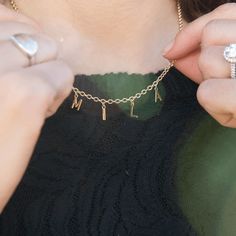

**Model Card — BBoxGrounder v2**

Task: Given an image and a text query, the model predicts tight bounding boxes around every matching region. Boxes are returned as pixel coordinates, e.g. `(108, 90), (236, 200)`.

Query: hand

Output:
(0, 5), (74, 118)
(163, 3), (236, 128)
(0, 4), (74, 212)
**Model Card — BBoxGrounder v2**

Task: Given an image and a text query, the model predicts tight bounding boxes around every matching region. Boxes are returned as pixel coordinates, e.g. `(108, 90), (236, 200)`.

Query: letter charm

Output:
(71, 94), (83, 111)
(130, 100), (138, 118)
(102, 103), (107, 121)
(155, 86), (162, 103)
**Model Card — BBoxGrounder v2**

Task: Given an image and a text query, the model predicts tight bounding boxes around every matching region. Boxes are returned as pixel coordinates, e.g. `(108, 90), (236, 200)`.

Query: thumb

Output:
(173, 48), (203, 84)
(163, 4), (236, 83)
(165, 4), (236, 60)
(162, 13), (209, 84)
(162, 7), (218, 60)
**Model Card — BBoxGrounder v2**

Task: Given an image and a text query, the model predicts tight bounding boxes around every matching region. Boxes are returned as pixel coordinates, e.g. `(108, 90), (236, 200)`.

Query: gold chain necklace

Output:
(10, 0), (183, 120)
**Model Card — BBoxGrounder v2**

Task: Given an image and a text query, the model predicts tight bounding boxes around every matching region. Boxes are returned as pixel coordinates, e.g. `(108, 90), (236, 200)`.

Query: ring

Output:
(9, 33), (39, 66)
(224, 44), (236, 79)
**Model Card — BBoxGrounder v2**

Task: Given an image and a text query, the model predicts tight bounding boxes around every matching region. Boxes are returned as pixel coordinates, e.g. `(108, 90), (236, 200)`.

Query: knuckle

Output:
(202, 19), (220, 45)
(1, 72), (54, 110)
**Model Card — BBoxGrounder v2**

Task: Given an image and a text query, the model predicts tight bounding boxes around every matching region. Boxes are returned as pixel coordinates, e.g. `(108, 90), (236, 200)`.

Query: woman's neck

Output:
(7, 0), (183, 75)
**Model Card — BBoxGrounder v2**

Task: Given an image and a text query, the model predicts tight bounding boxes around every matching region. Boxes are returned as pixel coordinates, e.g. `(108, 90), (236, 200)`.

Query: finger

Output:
(172, 45), (233, 84)
(198, 46), (231, 80)
(174, 49), (203, 84)
(0, 21), (39, 41)
(0, 33), (59, 74)
(197, 79), (236, 122)
(0, 4), (41, 30)
(163, 3), (236, 59)
(14, 60), (74, 117)
(204, 109), (236, 128)
(197, 78), (236, 127)
(200, 19), (236, 47)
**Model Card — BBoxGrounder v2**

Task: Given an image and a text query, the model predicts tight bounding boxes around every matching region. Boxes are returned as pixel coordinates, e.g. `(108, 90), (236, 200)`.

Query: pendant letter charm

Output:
(102, 103), (107, 121)
(71, 94), (83, 111)
(155, 86), (162, 103)
(130, 100), (138, 119)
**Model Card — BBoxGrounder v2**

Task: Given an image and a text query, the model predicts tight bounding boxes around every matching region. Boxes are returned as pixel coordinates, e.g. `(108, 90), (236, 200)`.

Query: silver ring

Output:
(224, 44), (236, 79)
(9, 33), (39, 66)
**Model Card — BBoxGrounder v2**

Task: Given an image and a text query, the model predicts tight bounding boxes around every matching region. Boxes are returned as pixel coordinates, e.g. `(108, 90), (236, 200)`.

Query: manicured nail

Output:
(162, 41), (174, 56)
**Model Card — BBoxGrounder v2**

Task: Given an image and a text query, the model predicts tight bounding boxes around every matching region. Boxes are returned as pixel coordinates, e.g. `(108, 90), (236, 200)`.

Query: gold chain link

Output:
(10, 0), (18, 11)
(10, 0), (183, 119)
(72, 62), (174, 105)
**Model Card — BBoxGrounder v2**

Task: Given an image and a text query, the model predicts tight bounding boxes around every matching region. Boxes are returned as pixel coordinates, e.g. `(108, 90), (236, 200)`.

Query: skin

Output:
(164, 3), (236, 127)
(0, 0), (236, 213)
(5, 0), (180, 75)
(0, 4), (74, 212)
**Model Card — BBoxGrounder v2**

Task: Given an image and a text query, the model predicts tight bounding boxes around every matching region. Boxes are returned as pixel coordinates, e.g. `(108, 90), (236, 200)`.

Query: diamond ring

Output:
(10, 33), (39, 66)
(224, 44), (236, 79)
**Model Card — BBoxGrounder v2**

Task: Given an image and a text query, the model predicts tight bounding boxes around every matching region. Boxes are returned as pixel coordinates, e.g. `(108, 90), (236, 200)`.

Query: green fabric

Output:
(86, 72), (236, 235)
(176, 114), (236, 236)
(87, 72), (166, 120)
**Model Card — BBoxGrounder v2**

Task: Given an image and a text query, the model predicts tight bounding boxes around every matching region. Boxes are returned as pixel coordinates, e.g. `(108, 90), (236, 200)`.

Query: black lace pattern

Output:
(0, 68), (201, 236)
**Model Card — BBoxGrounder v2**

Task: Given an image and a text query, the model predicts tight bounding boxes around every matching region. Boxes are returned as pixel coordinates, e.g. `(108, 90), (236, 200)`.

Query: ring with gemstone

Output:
(224, 44), (236, 79)
(10, 33), (39, 66)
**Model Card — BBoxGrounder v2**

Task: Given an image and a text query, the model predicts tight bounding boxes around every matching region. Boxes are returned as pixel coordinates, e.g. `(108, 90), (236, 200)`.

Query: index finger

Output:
(164, 3), (236, 60)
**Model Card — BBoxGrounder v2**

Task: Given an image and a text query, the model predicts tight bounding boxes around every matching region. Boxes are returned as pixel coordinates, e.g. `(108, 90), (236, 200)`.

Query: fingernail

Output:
(162, 41), (175, 56)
